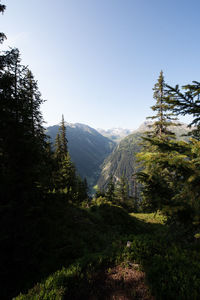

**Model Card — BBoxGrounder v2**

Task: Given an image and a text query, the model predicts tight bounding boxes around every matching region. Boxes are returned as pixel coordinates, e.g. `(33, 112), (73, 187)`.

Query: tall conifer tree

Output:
(60, 114), (68, 155)
(0, 48), (49, 299)
(54, 133), (62, 162)
(53, 116), (77, 197)
(146, 71), (178, 139)
(0, 48), (46, 198)
(116, 175), (129, 203)
(137, 75), (200, 227)
(105, 175), (115, 202)
(137, 71), (179, 212)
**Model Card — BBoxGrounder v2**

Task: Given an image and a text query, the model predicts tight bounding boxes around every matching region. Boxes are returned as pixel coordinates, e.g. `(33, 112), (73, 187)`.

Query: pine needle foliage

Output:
(137, 73), (200, 227)
(166, 81), (200, 139)
(146, 70), (178, 140)
(138, 139), (200, 225)
(53, 116), (88, 202)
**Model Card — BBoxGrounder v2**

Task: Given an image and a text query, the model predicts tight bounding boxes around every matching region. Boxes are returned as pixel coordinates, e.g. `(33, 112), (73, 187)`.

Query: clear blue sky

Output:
(1, 0), (200, 129)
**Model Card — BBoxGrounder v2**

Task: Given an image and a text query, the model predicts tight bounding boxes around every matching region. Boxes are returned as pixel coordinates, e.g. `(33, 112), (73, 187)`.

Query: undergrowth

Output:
(12, 200), (200, 300)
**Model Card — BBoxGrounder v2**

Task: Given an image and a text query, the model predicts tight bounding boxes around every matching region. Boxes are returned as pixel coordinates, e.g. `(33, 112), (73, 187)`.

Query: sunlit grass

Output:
(130, 212), (166, 224)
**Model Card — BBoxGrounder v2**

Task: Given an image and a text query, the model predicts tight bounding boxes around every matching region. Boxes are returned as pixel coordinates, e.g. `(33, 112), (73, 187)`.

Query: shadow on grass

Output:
(4, 193), (199, 300)
(5, 198), (166, 299)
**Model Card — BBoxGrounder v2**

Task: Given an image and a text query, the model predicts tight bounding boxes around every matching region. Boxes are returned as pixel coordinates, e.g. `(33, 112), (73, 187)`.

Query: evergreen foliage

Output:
(54, 132), (62, 162)
(53, 115), (88, 202)
(60, 114), (68, 155)
(146, 70), (178, 140)
(0, 15), (87, 295)
(105, 175), (115, 202)
(166, 81), (200, 139)
(97, 122), (190, 206)
(0, 48), (47, 199)
(0, 47), (51, 299)
(137, 74), (200, 230)
(47, 123), (115, 191)
(115, 175), (129, 203)
(0, 1), (6, 43)
(95, 187), (106, 198)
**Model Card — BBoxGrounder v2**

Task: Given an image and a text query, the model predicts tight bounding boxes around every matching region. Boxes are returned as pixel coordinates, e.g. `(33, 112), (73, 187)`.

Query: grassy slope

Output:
(13, 202), (200, 300)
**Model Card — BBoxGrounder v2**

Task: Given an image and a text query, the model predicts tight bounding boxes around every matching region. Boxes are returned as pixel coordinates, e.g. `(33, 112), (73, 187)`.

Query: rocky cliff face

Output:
(97, 122), (191, 193)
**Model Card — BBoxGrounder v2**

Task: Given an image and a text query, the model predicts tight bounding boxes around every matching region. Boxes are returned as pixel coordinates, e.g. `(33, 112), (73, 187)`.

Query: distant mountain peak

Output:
(97, 127), (134, 143)
(133, 120), (190, 133)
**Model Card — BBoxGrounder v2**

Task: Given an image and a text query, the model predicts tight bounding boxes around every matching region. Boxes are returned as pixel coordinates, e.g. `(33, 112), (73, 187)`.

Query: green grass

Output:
(12, 200), (200, 300)
(131, 212), (167, 224)
(10, 198), (141, 299)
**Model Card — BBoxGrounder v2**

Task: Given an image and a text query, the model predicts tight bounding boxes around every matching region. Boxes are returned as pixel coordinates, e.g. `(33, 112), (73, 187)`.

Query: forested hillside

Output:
(47, 123), (115, 190)
(97, 122), (190, 194)
(97, 132), (141, 194)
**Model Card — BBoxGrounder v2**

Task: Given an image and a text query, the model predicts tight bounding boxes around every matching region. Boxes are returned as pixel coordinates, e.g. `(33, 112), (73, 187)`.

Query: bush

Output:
(122, 233), (200, 300)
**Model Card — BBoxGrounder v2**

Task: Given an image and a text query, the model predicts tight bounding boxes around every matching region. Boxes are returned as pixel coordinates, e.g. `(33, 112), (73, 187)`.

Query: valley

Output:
(47, 121), (190, 196)
(46, 123), (115, 190)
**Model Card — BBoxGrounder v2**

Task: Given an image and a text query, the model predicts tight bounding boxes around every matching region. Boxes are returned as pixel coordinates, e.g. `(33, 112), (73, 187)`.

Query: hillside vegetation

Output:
(97, 122), (190, 193)
(14, 201), (200, 300)
(97, 132), (141, 193)
(47, 123), (115, 190)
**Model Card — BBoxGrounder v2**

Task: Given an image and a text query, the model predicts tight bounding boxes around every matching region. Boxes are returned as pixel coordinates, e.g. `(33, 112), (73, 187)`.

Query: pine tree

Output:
(54, 132), (62, 162)
(136, 71), (179, 213)
(75, 176), (88, 203)
(0, 46), (50, 299)
(59, 152), (76, 197)
(105, 175), (115, 202)
(83, 178), (89, 200)
(116, 175), (129, 203)
(137, 76), (200, 227)
(60, 114), (68, 156)
(147, 70), (178, 140)
(0, 48), (47, 199)
(53, 116), (79, 199)
(132, 174), (139, 211)
(95, 188), (106, 199)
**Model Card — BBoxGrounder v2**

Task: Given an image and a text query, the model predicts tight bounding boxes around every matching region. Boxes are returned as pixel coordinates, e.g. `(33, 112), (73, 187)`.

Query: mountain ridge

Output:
(46, 123), (115, 190)
(97, 121), (191, 193)
(97, 127), (134, 143)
